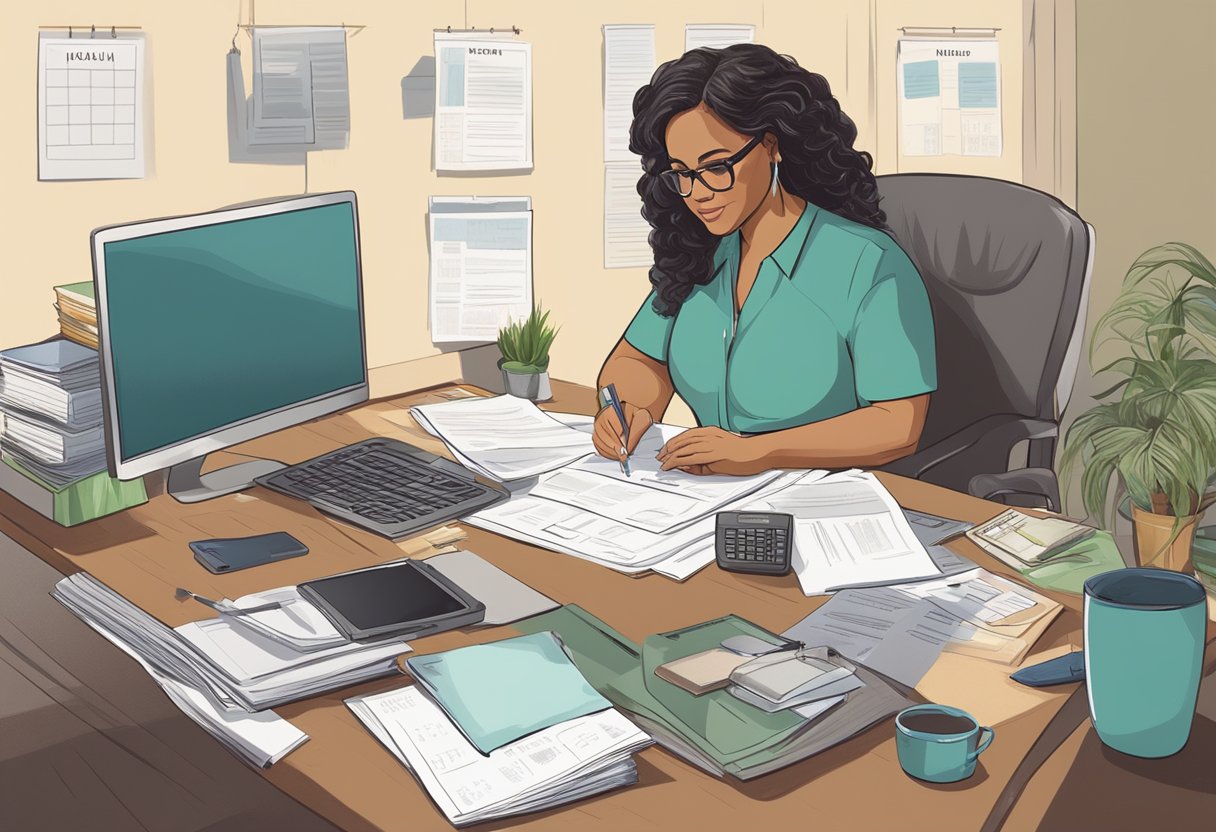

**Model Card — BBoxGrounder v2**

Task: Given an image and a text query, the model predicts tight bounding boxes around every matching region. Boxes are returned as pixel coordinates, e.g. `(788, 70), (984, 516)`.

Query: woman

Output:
(594, 43), (937, 476)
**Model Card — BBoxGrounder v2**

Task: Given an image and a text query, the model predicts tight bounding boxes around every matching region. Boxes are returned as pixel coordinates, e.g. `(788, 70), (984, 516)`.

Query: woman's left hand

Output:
(656, 427), (768, 476)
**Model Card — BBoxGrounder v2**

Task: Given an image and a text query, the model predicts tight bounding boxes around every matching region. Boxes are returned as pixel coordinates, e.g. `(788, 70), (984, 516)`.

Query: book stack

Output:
(54, 281), (99, 349)
(0, 339), (146, 525)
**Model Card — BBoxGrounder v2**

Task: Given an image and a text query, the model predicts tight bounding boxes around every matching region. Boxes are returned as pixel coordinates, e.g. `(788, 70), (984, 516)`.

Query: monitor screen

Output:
(100, 200), (365, 462)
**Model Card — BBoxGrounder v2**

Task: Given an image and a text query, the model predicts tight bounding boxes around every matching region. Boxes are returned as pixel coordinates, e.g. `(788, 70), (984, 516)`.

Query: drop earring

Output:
(771, 160), (780, 196)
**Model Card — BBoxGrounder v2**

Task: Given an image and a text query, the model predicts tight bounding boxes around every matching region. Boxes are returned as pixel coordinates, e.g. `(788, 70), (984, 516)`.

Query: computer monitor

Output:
(91, 191), (367, 503)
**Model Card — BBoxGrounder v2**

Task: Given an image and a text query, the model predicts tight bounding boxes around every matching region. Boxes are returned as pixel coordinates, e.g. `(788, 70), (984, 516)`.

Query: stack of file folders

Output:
(0, 339), (147, 524)
(347, 631), (652, 827)
(512, 606), (916, 780)
(52, 573), (414, 767)
(0, 339), (106, 486)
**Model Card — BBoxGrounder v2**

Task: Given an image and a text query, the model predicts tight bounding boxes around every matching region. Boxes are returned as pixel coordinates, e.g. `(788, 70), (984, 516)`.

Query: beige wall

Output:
(1063, 0), (1216, 513)
(3, 0), (1028, 425)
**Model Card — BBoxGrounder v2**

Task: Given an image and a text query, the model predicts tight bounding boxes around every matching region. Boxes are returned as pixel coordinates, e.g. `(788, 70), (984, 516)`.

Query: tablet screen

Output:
(303, 562), (464, 630)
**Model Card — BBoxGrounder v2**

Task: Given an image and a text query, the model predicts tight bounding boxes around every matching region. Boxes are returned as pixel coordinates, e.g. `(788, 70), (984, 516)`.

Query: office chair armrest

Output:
(969, 468), (1062, 513)
(883, 415), (1058, 480)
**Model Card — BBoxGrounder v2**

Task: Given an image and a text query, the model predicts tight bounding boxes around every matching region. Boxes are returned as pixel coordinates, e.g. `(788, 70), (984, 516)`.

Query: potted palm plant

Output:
(496, 305), (558, 402)
(1061, 243), (1216, 573)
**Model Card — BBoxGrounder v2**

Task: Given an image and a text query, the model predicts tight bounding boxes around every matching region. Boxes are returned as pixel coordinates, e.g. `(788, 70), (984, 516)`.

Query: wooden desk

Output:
(0, 379), (1198, 831)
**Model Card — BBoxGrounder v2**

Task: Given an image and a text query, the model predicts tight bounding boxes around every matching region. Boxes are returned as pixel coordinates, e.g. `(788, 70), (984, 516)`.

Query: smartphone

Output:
(190, 531), (309, 574)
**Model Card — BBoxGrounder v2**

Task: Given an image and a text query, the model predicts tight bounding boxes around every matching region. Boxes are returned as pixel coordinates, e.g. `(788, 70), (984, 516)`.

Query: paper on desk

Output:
(346, 685), (649, 826)
(751, 471), (941, 596)
(531, 423), (792, 533)
(408, 395), (594, 480)
(783, 587), (965, 687)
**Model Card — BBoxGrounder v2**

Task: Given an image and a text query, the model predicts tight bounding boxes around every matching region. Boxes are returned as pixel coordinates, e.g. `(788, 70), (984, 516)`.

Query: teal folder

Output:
(405, 631), (612, 754)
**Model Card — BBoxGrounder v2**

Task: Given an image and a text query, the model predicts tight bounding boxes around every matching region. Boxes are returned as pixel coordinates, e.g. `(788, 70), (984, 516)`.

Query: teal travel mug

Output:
(1084, 568), (1207, 758)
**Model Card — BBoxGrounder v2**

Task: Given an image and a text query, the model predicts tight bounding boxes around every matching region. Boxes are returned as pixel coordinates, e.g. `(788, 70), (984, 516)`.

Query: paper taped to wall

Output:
(684, 24), (755, 52)
(428, 197), (533, 344)
(250, 27), (350, 149)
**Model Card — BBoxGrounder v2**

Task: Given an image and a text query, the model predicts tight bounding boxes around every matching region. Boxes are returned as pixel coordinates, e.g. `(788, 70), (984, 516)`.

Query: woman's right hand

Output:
(593, 401), (654, 462)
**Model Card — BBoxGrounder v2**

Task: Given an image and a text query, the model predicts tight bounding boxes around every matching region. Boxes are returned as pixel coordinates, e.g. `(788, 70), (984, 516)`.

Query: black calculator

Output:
(715, 511), (794, 575)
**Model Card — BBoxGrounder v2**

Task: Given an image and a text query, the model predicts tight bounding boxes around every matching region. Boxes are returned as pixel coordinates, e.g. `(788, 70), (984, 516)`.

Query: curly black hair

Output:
(629, 44), (886, 316)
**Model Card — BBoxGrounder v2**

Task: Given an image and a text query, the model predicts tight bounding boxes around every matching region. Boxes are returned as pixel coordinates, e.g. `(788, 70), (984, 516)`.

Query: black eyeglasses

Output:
(659, 136), (764, 198)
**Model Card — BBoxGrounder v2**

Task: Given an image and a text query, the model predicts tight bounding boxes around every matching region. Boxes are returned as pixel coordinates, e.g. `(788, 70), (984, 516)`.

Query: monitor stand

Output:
(166, 455), (286, 504)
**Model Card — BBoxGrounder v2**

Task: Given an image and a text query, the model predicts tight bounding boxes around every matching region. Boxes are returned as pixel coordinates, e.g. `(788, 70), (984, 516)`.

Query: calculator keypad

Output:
(721, 527), (788, 564)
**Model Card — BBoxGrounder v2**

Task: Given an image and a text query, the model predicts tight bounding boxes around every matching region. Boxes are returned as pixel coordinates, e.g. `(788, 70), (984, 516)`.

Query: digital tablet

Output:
(297, 560), (485, 643)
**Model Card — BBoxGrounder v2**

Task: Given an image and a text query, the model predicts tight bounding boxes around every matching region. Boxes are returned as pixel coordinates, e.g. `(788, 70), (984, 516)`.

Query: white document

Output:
(428, 197), (533, 344)
(434, 33), (533, 171)
(38, 34), (145, 180)
(408, 395), (594, 481)
(897, 568), (1038, 625)
(603, 25), (655, 162)
(604, 162), (653, 268)
(347, 686), (650, 826)
(684, 24), (755, 51)
(750, 471), (941, 596)
(250, 27), (350, 149)
(531, 423), (793, 533)
(898, 39), (1001, 157)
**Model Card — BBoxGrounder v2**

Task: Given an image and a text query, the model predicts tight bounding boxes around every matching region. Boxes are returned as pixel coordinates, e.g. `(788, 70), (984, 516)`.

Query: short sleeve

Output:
(623, 290), (674, 362)
(849, 246), (937, 404)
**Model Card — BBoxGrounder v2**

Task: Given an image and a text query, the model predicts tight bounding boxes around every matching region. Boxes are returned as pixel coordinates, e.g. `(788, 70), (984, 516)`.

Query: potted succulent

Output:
(1061, 243), (1216, 573)
(496, 305), (558, 402)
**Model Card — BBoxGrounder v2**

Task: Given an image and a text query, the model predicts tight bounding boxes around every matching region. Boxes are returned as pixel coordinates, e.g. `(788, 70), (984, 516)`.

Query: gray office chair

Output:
(876, 174), (1095, 511)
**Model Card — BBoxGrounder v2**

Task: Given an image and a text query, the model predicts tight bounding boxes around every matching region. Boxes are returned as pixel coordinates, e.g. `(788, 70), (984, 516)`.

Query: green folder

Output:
(514, 607), (827, 776)
(1013, 530), (1127, 594)
(1, 454), (147, 526)
(405, 631), (612, 754)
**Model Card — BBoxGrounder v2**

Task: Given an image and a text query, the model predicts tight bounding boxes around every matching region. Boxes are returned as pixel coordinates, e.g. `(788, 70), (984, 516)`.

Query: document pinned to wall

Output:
(684, 24), (755, 52)
(433, 33), (533, 171)
(38, 33), (146, 180)
(428, 197), (533, 344)
(604, 163), (651, 269)
(603, 25), (655, 162)
(250, 27), (350, 149)
(897, 39), (1001, 157)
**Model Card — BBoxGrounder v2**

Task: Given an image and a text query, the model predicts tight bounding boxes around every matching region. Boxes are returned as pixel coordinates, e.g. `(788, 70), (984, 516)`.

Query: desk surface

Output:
(0, 380), (1207, 832)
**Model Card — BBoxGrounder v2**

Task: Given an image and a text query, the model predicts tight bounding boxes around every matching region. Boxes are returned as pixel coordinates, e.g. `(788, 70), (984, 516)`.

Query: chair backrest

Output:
(875, 174), (1092, 449)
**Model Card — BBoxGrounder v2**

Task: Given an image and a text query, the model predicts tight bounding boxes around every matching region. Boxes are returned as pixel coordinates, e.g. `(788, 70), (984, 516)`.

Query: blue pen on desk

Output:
(599, 384), (632, 477)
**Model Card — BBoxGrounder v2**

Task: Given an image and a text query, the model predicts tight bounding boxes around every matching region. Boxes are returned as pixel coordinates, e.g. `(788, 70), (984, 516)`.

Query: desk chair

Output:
(876, 174), (1095, 511)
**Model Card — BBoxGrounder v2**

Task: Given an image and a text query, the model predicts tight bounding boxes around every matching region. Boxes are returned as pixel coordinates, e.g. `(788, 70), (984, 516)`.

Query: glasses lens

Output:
(660, 170), (694, 197)
(699, 164), (734, 192)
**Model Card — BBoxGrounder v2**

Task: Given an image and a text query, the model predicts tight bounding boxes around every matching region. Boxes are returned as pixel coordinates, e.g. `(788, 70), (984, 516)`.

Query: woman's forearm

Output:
(597, 341), (675, 421)
(749, 396), (929, 469)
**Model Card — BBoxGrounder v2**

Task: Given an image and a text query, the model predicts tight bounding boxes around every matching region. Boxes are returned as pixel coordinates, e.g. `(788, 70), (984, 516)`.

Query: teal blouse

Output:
(623, 203), (937, 434)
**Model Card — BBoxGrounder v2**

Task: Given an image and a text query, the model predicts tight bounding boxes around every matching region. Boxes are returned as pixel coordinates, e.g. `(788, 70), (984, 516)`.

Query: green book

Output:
(0, 454), (147, 526)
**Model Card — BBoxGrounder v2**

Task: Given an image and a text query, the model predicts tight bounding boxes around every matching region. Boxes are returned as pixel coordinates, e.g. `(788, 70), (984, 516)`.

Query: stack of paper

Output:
(967, 508), (1095, 567)
(0, 340), (106, 487)
(348, 685), (650, 827)
(52, 573), (414, 766)
(53, 281), (99, 349)
(747, 470), (943, 595)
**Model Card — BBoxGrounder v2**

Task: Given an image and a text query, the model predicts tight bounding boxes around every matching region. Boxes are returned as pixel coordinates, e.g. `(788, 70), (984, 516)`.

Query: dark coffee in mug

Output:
(899, 712), (975, 735)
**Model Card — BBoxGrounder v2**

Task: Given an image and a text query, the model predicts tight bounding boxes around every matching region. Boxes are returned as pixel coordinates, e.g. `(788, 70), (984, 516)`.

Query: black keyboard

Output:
(254, 438), (509, 539)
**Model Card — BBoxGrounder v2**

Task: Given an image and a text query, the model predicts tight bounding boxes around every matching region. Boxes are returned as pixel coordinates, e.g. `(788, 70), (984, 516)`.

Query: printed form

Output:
(898, 38), (1002, 157)
(428, 197), (533, 344)
(602, 25), (656, 268)
(434, 33), (533, 171)
(38, 34), (145, 180)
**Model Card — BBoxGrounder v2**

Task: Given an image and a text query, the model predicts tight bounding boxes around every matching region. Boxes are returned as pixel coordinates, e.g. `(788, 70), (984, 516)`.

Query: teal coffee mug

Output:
(1084, 568), (1207, 758)
(895, 704), (994, 783)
